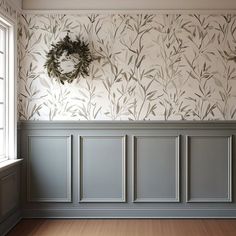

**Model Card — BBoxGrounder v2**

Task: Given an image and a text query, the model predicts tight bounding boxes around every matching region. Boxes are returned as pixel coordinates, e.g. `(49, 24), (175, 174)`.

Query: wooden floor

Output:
(7, 219), (236, 236)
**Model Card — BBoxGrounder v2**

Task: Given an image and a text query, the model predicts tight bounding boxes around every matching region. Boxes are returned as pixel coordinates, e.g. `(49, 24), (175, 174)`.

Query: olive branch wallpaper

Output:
(18, 13), (236, 120)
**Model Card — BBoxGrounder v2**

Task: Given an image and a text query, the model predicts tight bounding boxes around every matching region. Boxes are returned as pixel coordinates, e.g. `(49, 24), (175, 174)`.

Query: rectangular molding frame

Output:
(186, 135), (233, 203)
(27, 135), (72, 202)
(132, 135), (180, 203)
(78, 135), (126, 203)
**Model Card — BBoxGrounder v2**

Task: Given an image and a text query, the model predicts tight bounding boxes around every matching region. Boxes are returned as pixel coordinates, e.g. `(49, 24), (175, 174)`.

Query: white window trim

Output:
(0, 14), (17, 161)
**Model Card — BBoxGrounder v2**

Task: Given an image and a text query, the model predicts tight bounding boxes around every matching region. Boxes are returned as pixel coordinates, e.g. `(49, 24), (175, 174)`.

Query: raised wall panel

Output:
(0, 172), (18, 217)
(27, 135), (72, 202)
(133, 136), (180, 202)
(186, 135), (232, 202)
(79, 136), (126, 202)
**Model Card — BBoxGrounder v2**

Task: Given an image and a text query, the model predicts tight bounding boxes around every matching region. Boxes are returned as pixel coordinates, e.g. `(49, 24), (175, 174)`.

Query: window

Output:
(0, 20), (7, 159)
(0, 16), (16, 161)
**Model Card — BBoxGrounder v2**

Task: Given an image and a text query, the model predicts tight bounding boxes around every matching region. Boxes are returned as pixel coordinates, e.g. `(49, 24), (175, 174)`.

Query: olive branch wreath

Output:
(44, 33), (92, 84)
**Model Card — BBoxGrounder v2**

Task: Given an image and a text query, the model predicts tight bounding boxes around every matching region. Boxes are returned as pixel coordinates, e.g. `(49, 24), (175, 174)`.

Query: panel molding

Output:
(27, 135), (72, 202)
(79, 135), (126, 203)
(18, 121), (236, 218)
(186, 135), (233, 203)
(0, 172), (18, 217)
(132, 135), (180, 203)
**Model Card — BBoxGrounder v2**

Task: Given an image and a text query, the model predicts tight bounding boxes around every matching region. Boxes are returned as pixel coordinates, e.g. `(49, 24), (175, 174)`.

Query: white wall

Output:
(22, 0), (236, 10)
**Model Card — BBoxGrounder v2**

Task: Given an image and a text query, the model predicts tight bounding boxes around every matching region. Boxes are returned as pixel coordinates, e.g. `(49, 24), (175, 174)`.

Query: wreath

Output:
(44, 33), (92, 84)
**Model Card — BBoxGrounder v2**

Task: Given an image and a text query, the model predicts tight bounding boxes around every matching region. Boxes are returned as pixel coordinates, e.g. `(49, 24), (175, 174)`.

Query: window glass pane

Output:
(0, 79), (3, 102)
(0, 54), (4, 79)
(0, 17), (14, 160)
(0, 26), (5, 80)
(0, 23), (6, 159)
(0, 104), (4, 128)
(0, 27), (4, 52)
(0, 129), (4, 156)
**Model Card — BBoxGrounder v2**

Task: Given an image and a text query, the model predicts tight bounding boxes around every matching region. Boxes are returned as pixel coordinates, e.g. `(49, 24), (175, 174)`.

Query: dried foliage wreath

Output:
(44, 34), (92, 84)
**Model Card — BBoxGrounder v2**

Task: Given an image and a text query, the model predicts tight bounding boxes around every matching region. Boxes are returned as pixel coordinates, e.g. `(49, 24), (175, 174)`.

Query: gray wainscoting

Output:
(0, 161), (22, 235)
(132, 135), (179, 202)
(0, 172), (18, 217)
(19, 121), (236, 218)
(186, 135), (232, 203)
(79, 135), (126, 203)
(27, 135), (71, 202)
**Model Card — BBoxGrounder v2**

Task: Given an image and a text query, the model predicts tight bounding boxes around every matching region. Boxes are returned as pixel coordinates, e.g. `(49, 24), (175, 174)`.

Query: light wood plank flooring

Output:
(7, 219), (236, 236)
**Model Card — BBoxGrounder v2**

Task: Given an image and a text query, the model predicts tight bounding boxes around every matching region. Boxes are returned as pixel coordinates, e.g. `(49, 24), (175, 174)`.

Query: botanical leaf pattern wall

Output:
(0, 0), (18, 21)
(18, 13), (236, 120)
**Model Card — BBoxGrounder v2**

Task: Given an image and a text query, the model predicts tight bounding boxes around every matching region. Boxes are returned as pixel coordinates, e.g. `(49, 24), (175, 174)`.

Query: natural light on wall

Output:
(0, 15), (16, 161)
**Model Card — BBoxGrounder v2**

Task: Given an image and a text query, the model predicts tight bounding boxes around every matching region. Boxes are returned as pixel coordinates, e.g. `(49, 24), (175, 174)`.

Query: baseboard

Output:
(0, 210), (22, 236)
(22, 208), (236, 218)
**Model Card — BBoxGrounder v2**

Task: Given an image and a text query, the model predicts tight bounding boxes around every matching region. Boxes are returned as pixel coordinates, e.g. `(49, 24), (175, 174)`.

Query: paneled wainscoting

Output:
(0, 160), (22, 235)
(18, 121), (236, 218)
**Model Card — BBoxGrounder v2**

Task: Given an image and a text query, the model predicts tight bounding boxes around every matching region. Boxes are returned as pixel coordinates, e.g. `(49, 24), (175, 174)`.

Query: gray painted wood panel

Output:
(186, 135), (232, 202)
(18, 121), (236, 218)
(79, 136), (126, 202)
(0, 172), (18, 217)
(27, 135), (72, 202)
(133, 136), (179, 202)
(0, 163), (22, 236)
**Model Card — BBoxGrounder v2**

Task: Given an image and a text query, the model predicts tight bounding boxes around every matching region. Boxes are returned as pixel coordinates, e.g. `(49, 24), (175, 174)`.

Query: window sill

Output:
(0, 159), (23, 173)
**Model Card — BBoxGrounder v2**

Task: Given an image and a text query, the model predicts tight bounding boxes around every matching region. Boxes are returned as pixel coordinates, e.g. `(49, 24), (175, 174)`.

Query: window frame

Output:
(0, 14), (17, 161)
(0, 20), (7, 160)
